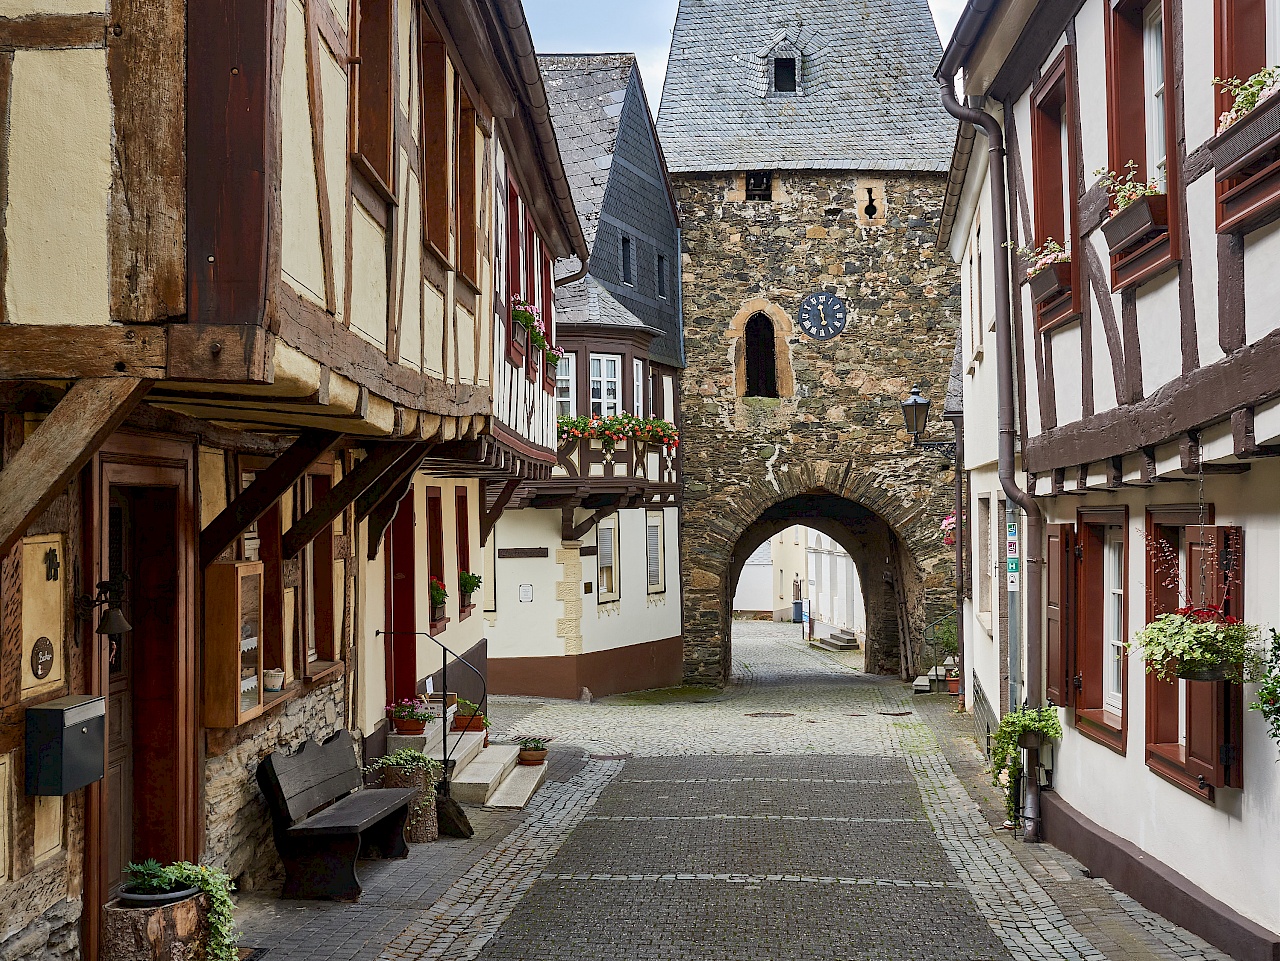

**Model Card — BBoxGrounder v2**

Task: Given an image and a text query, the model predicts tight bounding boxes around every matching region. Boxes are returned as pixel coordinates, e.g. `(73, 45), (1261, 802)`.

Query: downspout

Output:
(945, 412), (966, 709)
(939, 75), (1046, 843)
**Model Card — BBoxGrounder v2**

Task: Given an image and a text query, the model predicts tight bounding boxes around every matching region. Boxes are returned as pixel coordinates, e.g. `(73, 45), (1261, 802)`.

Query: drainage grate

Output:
(588, 753), (633, 761)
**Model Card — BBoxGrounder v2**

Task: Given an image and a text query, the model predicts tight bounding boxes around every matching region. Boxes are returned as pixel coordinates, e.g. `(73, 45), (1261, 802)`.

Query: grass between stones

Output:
(597, 685), (724, 706)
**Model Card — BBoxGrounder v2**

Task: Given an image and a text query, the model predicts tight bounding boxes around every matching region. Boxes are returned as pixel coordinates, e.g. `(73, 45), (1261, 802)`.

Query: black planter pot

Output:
(1211, 90), (1280, 179)
(1101, 194), (1168, 256)
(1027, 261), (1071, 305)
(117, 885), (200, 909)
(1016, 731), (1043, 749)
(1177, 662), (1234, 683)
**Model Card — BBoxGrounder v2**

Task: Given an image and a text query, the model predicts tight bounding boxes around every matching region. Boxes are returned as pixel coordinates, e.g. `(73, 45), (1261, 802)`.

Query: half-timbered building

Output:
(940, 1), (1280, 955)
(481, 54), (685, 699)
(0, 0), (584, 956)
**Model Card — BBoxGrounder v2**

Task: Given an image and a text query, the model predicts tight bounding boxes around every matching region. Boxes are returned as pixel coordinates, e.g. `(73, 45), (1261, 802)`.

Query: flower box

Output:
(1102, 194), (1168, 257)
(1212, 88), (1280, 182)
(1027, 261), (1071, 305)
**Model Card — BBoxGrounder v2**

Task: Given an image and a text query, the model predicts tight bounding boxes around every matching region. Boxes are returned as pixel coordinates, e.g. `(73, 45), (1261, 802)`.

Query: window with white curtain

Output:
(633, 358), (645, 416)
(646, 511), (665, 593)
(1269, 0), (1280, 65)
(590, 354), (621, 417)
(1143, 1), (1166, 190)
(597, 515), (619, 601)
(555, 352), (576, 418)
(1103, 525), (1126, 716)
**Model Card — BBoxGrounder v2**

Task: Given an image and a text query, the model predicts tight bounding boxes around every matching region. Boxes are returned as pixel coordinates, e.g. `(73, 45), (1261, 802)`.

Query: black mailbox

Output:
(25, 695), (105, 796)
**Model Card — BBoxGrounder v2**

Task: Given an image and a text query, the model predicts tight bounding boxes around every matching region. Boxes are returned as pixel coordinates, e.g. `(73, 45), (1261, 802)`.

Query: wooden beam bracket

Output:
(480, 477), (522, 546)
(354, 442), (432, 524)
(199, 429), (342, 568)
(1232, 407), (1280, 459)
(562, 504), (621, 543)
(365, 468), (418, 561)
(1179, 431), (1251, 477)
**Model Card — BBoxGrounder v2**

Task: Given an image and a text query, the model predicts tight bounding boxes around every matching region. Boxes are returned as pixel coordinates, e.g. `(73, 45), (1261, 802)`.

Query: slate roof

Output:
(555, 275), (656, 335)
(538, 54), (636, 249)
(656, 0), (953, 174)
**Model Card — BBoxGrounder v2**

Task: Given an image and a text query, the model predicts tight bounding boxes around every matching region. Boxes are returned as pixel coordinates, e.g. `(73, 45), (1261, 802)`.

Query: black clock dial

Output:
(797, 292), (848, 341)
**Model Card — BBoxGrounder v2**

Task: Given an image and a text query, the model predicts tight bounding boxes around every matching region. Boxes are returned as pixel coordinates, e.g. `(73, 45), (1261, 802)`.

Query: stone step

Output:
(810, 636), (860, 653)
(385, 713), (475, 766)
(832, 629), (862, 644)
(485, 760), (549, 809)
(451, 743), (520, 805)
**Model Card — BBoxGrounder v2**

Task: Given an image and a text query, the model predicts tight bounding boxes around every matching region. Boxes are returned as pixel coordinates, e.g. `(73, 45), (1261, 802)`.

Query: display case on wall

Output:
(204, 561), (265, 727)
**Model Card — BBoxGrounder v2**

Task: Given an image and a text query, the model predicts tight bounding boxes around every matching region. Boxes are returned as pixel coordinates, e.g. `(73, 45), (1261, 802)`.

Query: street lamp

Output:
(900, 387), (956, 458)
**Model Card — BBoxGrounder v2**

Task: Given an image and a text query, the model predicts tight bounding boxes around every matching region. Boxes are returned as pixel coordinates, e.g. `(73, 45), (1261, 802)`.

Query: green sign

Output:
(1007, 558), (1020, 573)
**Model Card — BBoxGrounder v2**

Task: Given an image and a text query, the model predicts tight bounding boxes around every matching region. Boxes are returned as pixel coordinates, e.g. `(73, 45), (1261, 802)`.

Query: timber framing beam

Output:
(199, 429), (342, 567)
(1232, 408), (1280, 458)
(355, 442), (432, 523)
(365, 469), (417, 561)
(0, 377), (151, 557)
(562, 503), (622, 543)
(282, 442), (424, 559)
(126, 403), (294, 457)
(0, 325), (166, 379)
(1179, 432), (1251, 475)
(480, 478), (522, 546)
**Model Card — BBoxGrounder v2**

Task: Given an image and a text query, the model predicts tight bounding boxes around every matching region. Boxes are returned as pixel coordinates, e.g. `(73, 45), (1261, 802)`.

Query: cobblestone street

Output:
(240, 623), (1232, 961)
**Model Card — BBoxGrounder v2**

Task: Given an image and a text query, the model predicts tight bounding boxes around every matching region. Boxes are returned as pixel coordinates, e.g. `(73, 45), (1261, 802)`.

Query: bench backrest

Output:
(257, 730), (362, 825)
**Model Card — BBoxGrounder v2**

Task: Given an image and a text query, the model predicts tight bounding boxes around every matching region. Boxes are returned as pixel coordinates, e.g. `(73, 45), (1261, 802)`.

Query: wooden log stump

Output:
(102, 893), (210, 961)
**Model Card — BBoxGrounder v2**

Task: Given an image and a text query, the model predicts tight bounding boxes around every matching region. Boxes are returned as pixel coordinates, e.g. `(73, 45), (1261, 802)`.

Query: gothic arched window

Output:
(744, 313), (778, 398)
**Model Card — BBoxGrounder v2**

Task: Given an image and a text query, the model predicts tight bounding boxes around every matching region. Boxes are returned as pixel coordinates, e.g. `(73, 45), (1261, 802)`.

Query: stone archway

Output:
(727, 298), (795, 399)
(682, 460), (951, 687)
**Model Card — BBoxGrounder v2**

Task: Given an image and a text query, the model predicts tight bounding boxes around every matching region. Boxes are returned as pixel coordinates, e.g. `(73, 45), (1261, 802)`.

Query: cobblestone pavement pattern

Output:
(243, 622), (1233, 961)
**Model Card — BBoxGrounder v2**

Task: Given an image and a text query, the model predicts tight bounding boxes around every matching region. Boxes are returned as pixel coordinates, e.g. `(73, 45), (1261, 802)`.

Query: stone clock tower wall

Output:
(673, 169), (960, 685)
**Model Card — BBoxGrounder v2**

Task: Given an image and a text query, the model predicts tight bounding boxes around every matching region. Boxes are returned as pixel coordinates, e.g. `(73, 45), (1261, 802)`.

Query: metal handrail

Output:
(374, 630), (487, 798)
(921, 611), (958, 678)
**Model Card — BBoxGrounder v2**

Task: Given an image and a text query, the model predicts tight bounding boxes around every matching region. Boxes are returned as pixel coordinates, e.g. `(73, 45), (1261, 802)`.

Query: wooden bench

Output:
(256, 730), (415, 901)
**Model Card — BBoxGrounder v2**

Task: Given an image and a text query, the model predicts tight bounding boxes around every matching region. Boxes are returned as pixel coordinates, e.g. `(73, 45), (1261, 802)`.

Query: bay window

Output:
(633, 358), (645, 416)
(590, 354), (621, 417)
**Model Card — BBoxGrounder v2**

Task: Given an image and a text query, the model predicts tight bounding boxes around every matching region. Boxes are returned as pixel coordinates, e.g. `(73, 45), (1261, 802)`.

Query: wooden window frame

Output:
(420, 13), (450, 262)
(426, 487), (447, 634)
(1071, 508), (1129, 755)
(505, 180), (526, 367)
(351, 0), (395, 200)
(1143, 506), (1246, 803)
(1029, 49), (1082, 330)
(596, 513), (620, 603)
(299, 471), (339, 673)
(525, 220), (539, 383)
(555, 350), (577, 418)
(646, 510), (666, 594)
(1213, 0), (1280, 233)
(457, 97), (479, 286)
(541, 254), (556, 394)
(1105, 0), (1181, 290)
(455, 488), (473, 620)
(589, 352), (623, 417)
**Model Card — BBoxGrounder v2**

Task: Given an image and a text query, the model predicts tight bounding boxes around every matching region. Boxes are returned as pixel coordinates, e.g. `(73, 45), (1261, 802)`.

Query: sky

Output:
(524, 0), (967, 105)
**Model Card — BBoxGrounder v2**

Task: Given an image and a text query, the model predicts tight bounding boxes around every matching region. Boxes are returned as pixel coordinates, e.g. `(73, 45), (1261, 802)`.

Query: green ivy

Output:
(125, 860), (238, 961)
(990, 707), (1062, 822)
(1250, 629), (1280, 745)
(364, 748), (444, 782)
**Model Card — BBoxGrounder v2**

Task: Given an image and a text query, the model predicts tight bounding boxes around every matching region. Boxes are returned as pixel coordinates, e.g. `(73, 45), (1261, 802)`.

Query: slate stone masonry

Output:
(675, 169), (960, 684)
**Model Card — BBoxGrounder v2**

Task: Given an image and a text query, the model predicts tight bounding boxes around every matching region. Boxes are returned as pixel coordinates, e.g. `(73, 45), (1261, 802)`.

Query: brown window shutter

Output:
(1046, 524), (1075, 707)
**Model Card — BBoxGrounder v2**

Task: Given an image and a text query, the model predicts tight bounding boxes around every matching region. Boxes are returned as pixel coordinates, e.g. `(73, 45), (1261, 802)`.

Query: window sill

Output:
(1217, 158), (1280, 234)
(1074, 708), (1126, 755)
(456, 269), (482, 297)
(647, 587), (666, 596)
(976, 611), (993, 636)
(430, 617), (450, 636)
(458, 603), (475, 622)
(425, 239), (452, 273)
(1037, 296), (1080, 332)
(303, 659), (344, 685)
(1146, 742), (1216, 804)
(1111, 232), (1177, 292)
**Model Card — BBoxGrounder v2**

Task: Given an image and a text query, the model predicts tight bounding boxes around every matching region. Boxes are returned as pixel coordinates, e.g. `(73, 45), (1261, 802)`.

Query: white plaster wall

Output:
(1049, 321), (1084, 425)
(964, 466), (1005, 718)
(1089, 280), (1120, 415)
(280, 0), (326, 306)
(580, 507), (681, 654)
(733, 541), (772, 612)
(355, 517), (387, 737)
(1044, 466), (1280, 934)
(1181, 0), (1218, 153)
(1185, 173), (1227, 370)
(1075, 1), (1110, 182)
(1244, 218), (1280, 348)
(319, 44), (349, 323)
(350, 201), (389, 349)
(6, 49), (110, 326)
(485, 508), (570, 660)
(1134, 270), (1182, 394)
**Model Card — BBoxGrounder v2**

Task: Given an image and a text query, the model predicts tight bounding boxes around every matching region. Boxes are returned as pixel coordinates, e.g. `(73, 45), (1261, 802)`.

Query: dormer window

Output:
(774, 57), (797, 93)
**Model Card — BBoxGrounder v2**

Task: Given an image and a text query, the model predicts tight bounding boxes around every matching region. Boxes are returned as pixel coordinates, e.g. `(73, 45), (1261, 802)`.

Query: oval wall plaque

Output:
(30, 636), (55, 679)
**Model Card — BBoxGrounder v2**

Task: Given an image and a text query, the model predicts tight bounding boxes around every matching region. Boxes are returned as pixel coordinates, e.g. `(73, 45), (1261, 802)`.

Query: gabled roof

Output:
(656, 0), (953, 174)
(538, 53), (636, 249)
(554, 275), (657, 336)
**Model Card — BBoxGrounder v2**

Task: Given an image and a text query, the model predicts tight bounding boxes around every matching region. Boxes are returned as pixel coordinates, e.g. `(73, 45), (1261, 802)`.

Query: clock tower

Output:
(656, 0), (962, 685)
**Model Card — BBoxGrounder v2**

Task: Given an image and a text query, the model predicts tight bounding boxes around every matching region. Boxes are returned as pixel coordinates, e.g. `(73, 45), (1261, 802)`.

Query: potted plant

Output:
(557, 413), (680, 456)
(512, 300), (550, 352)
(107, 860), (238, 961)
(365, 750), (444, 843)
(518, 737), (549, 766)
(263, 667), (286, 693)
(1212, 68), (1280, 177)
(1015, 239), (1071, 304)
(1096, 162), (1167, 256)
(458, 570), (482, 610)
(429, 576), (448, 624)
(388, 698), (437, 735)
(452, 697), (490, 743)
(990, 707), (1062, 826)
(1249, 628), (1280, 746)
(1129, 606), (1263, 682)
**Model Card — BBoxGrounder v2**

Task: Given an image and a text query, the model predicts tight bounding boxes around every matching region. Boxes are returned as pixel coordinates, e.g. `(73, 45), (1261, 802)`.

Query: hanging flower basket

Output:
(1128, 607), (1262, 684)
(1249, 629), (1280, 745)
(1101, 194), (1169, 256)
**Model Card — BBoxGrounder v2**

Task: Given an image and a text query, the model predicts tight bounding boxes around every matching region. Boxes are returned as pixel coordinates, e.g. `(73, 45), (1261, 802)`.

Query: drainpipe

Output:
(938, 75), (1046, 843)
(945, 412), (965, 709)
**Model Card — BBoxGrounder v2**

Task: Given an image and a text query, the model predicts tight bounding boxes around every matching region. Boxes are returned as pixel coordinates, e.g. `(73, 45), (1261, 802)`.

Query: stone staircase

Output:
(385, 720), (546, 809)
(809, 628), (861, 653)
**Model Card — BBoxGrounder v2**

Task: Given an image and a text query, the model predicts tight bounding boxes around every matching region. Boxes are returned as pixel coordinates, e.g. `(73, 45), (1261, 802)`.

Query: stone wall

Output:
(0, 896), (79, 960)
(676, 170), (960, 685)
(203, 674), (349, 891)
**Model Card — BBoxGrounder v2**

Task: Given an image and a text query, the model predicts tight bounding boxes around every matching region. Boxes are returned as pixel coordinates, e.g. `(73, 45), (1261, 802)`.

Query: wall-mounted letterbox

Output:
(25, 695), (105, 796)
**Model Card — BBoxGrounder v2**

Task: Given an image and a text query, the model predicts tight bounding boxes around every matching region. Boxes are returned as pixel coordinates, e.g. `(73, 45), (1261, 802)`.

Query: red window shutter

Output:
(505, 182), (523, 365)
(541, 254), (556, 394)
(1183, 526), (1245, 790)
(1046, 524), (1075, 707)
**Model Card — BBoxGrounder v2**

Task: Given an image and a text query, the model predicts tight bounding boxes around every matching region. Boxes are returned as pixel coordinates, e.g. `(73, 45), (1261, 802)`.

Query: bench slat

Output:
(260, 730), (363, 824)
(286, 787), (416, 836)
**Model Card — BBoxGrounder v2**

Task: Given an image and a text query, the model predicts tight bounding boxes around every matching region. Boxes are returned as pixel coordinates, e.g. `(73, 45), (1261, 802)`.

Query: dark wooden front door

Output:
(384, 485), (417, 703)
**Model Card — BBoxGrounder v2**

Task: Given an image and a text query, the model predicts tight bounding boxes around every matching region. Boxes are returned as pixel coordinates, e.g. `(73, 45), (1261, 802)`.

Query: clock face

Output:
(797, 291), (848, 341)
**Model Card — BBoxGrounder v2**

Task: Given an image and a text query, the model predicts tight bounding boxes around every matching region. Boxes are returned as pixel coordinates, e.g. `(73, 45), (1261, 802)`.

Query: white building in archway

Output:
(732, 526), (864, 635)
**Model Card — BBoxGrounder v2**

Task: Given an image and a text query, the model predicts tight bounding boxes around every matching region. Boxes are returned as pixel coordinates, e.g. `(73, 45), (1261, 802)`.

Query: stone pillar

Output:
(555, 542), (584, 656)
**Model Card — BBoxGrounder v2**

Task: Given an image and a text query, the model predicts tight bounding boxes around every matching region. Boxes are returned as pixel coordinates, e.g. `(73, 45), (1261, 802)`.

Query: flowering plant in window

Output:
(1094, 161), (1162, 212)
(546, 345), (567, 367)
(1012, 239), (1070, 279)
(1216, 67), (1280, 134)
(557, 413), (680, 455)
(1127, 606), (1264, 683)
(428, 576), (449, 609)
(940, 513), (957, 547)
(512, 299), (550, 351)
(1249, 628), (1280, 744)
(458, 570), (482, 597)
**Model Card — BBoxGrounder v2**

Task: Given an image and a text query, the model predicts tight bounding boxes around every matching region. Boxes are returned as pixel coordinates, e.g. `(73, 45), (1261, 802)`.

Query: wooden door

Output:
(384, 484), (417, 703)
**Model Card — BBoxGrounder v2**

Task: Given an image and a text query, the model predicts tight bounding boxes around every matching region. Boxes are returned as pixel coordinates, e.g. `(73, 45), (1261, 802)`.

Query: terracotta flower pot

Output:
(452, 715), (486, 734)
(518, 749), (548, 766)
(946, 675), (960, 696)
(393, 717), (427, 735)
